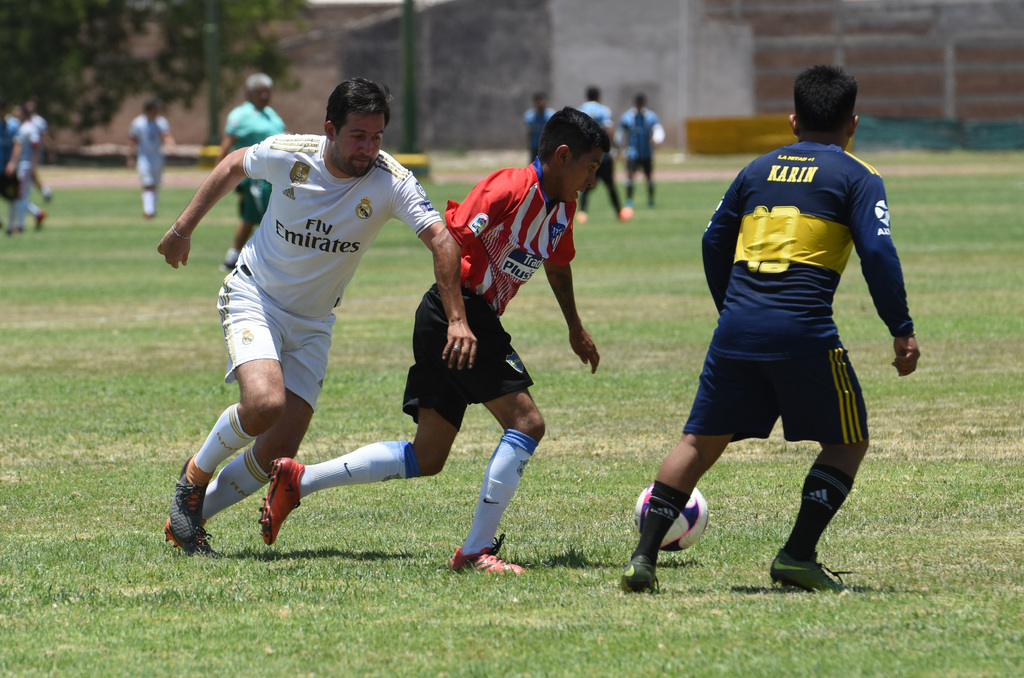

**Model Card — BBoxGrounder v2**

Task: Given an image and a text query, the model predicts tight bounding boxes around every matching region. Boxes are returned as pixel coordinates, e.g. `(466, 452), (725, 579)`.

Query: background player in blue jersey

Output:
(524, 91), (554, 162)
(617, 92), (663, 209)
(0, 98), (18, 226)
(577, 86), (631, 223)
(621, 65), (920, 594)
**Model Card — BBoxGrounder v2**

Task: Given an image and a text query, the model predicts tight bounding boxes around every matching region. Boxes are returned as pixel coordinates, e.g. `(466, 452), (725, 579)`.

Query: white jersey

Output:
(129, 114), (171, 163)
(237, 134), (441, 318)
(14, 119), (39, 173)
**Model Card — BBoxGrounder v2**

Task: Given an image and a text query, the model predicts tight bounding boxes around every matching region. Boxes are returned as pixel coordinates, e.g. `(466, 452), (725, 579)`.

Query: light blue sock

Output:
(461, 429), (538, 554)
(300, 441), (420, 495)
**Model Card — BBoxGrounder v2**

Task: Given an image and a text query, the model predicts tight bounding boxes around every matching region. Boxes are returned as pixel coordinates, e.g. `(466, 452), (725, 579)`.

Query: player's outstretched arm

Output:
(158, 147), (248, 269)
(892, 334), (920, 377)
(543, 260), (600, 373)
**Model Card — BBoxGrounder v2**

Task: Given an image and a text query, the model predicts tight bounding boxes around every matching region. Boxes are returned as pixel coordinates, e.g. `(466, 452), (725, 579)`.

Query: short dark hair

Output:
(144, 97), (163, 113)
(586, 86), (600, 101)
(326, 78), (392, 130)
(634, 93), (647, 108)
(793, 65), (858, 133)
(537, 106), (610, 160)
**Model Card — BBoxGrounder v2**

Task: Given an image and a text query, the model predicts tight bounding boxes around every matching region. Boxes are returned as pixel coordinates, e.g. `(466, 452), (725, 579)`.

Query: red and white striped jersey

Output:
(445, 159), (576, 316)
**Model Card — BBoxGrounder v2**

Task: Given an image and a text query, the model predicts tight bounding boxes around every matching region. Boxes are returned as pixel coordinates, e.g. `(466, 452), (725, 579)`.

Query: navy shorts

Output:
(684, 346), (868, 445)
(402, 284), (534, 429)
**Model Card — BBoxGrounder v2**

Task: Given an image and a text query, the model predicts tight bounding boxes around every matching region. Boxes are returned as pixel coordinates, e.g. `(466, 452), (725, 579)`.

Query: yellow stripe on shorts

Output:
(828, 348), (864, 444)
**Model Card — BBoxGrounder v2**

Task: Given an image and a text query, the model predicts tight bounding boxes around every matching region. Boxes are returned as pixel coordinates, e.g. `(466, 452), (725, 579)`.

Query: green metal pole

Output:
(400, 0), (419, 154)
(204, 0), (221, 146)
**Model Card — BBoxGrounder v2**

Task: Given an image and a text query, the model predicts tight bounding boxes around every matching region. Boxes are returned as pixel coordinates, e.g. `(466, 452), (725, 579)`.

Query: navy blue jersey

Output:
(703, 141), (914, 360)
(618, 108), (660, 160)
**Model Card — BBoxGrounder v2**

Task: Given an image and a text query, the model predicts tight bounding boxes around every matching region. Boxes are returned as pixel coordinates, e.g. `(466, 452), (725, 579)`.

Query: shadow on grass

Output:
(729, 584), (883, 595)
(539, 547), (702, 570)
(230, 546), (415, 563)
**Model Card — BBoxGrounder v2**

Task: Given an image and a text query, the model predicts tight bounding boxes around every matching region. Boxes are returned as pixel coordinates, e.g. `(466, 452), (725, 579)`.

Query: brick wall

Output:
(706, 0), (1024, 120)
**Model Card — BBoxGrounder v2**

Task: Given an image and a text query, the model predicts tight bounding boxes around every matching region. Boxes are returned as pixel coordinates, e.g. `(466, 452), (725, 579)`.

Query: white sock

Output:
(461, 430), (537, 555)
(194, 404), (256, 474)
(142, 189), (156, 216)
(202, 447), (270, 520)
(223, 247), (240, 267)
(300, 441), (420, 495)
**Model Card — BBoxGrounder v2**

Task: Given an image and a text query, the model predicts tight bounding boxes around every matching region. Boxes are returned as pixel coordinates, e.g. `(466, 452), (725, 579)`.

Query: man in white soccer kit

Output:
(128, 98), (175, 219)
(157, 78), (475, 556)
(4, 105), (39, 234)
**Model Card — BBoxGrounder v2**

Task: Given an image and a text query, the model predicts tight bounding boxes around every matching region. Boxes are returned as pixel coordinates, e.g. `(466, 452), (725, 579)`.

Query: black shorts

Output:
(0, 174), (19, 201)
(627, 157), (653, 178)
(402, 284), (534, 429)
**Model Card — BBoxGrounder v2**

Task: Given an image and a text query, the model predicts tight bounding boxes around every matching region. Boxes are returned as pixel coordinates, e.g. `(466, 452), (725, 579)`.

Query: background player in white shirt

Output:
(128, 97), (175, 219)
(24, 98), (54, 203)
(157, 77), (475, 556)
(4, 105), (40, 234)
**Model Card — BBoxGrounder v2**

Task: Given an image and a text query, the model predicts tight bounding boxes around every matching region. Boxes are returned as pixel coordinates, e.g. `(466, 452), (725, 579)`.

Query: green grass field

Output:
(2, 151), (1023, 677)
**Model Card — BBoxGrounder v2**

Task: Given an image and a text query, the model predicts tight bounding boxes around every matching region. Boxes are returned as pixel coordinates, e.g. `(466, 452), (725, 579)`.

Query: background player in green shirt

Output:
(218, 73), (286, 272)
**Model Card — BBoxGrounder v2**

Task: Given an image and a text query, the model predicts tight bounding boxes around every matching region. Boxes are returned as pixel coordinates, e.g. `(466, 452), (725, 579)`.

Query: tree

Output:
(0, 0), (305, 137)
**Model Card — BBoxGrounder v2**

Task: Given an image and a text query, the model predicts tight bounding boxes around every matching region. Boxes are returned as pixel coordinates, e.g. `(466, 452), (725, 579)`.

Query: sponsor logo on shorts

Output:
(242, 329), (254, 345)
(356, 197), (373, 219)
(501, 249), (544, 282)
(506, 351), (524, 373)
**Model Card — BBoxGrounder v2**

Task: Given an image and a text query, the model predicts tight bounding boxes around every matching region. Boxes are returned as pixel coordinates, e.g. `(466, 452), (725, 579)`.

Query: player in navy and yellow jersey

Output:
(622, 65), (920, 594)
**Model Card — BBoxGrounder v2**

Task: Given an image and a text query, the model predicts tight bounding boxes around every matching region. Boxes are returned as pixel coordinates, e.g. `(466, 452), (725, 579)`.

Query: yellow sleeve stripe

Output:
(269, 134), (322, 153)
(374, 154), (412, 180)
(844, 150), (879, 175)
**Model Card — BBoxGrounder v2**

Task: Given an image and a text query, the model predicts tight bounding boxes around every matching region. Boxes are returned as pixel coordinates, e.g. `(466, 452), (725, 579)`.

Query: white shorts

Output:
(218, 267), (335, 410)
(136, 155), (164, 188)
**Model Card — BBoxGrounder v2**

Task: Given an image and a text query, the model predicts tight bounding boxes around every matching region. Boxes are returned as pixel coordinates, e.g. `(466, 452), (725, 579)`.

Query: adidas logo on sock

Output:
(807, 488), (832, 507)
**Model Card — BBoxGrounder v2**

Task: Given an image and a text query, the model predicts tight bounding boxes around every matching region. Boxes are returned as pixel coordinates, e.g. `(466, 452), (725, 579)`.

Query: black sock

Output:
(632, 481), (690, 565)
(783, 464), (854, 561)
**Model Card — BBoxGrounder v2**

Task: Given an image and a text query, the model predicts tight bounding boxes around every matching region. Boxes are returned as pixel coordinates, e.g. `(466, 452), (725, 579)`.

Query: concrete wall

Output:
(57, 0), (1024, 154)
(333, 0), (553, 150)
(548, 0), (754, 147)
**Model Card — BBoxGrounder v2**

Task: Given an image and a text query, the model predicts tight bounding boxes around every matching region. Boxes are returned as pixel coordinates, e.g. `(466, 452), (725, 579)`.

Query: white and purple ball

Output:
(634, 483), (709, 551)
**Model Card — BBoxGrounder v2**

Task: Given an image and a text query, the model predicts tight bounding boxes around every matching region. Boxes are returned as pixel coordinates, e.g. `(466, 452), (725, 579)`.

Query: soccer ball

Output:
(633, 483), (709, 551)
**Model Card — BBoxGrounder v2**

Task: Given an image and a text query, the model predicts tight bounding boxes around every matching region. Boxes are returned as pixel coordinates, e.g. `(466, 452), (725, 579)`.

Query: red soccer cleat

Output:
(449, 534), (525, 574)
(259, 457), (305, 545)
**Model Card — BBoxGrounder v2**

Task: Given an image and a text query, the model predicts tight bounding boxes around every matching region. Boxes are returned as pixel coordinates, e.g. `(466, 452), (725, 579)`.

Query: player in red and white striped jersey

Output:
(259, 107), (610, 574)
